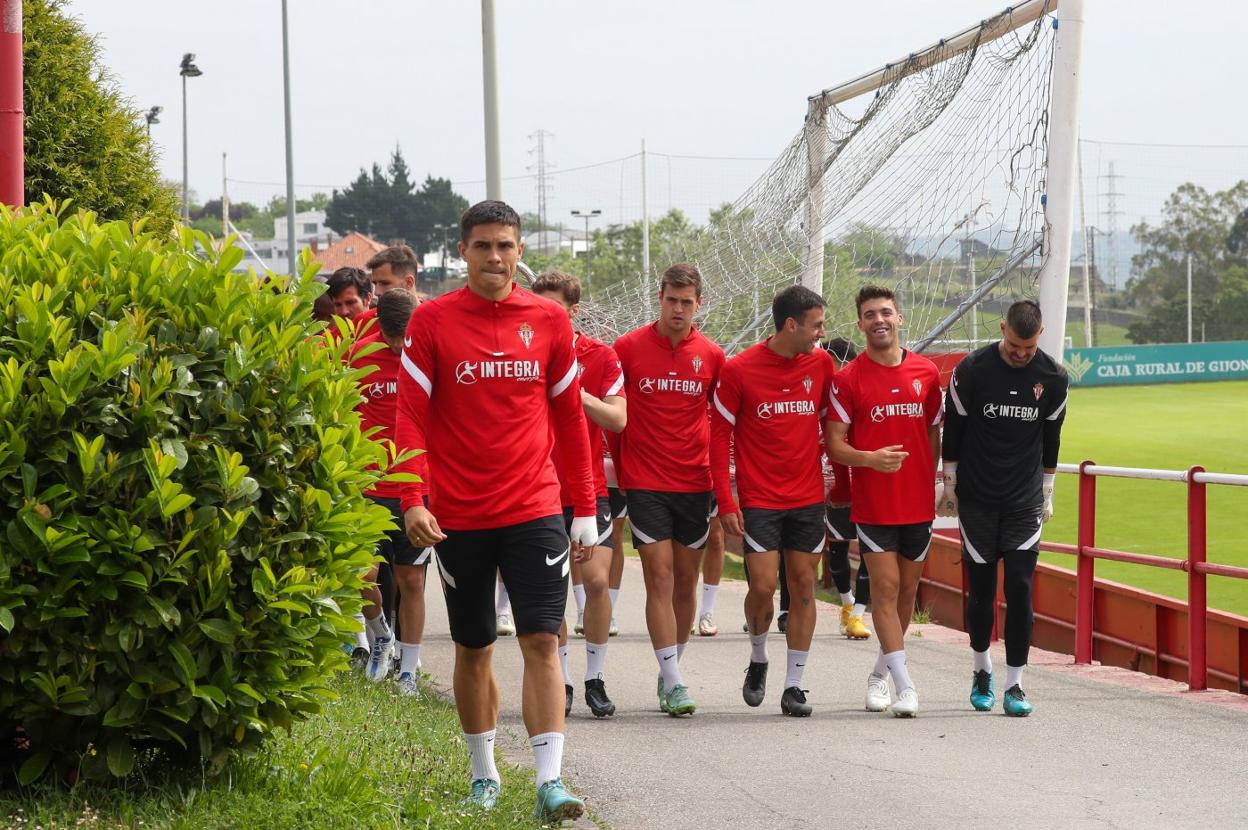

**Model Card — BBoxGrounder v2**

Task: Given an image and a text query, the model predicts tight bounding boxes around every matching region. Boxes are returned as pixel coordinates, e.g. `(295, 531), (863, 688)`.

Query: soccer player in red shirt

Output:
(395, 201), (597, 822)
(614, 263), (725, 716)
(826, 285), (943, 718)
(711, 285), (834, 716)
(348, 289), (430, 695)
(532, 271), (627, 719)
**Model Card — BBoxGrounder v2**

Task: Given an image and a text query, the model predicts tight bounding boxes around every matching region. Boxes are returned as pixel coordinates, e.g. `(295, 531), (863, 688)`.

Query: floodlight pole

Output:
(1037, 0), (1085, 365)
(481, 0), (502, 200)
(0, 0), (22, 208)
(281, 0), (298, 280)
(1187, 253), (1193, 344)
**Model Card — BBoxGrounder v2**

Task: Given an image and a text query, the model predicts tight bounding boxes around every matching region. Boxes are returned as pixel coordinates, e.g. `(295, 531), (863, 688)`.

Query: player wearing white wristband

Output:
(940, 299), (1069, 716)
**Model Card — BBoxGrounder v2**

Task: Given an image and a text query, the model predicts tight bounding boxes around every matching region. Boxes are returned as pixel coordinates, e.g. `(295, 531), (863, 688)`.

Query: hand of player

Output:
(404, 505), (446, 548)
(868, 445), (909, 474)
(721, 510), (744, 537)
(1042, 473), (1056, 522)
(936, 463), (959, 517)
(569, 515), (599, 559)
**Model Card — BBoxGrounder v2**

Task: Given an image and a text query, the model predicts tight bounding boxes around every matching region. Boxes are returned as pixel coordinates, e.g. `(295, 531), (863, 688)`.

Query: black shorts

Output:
(856, 522), (933, 562)
(957, 500), (1044, 565)
(824, 505), (855, 544)
(742, 504), (826, 554)
(625, 489), (712, 549)
(709, 494), (719, 519)
(369, 496), (433, 567)
(607, 487), (628, 520)
(433, 515), (568, 648)
(562, 497), (614, 548)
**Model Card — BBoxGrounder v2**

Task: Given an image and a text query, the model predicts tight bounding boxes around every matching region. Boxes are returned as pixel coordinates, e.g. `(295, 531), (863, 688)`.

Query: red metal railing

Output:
(1059, 461), (1248, 691)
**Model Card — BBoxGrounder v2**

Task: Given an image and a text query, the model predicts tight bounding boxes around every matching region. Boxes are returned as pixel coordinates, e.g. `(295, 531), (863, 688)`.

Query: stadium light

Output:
(179, 54), (202, 223)
(144, 105), (162, 137)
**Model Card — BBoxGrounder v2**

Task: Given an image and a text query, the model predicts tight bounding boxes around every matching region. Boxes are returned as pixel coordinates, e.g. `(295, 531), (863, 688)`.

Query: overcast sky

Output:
(62, 0), (1248, 228)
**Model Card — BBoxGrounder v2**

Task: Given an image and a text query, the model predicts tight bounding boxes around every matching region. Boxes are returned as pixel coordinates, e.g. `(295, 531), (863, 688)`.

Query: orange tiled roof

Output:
(312, 231), (387, 272)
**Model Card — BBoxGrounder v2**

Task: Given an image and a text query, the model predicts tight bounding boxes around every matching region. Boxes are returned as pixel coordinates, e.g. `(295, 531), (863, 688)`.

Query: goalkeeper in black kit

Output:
(937, 300), (1068, 717)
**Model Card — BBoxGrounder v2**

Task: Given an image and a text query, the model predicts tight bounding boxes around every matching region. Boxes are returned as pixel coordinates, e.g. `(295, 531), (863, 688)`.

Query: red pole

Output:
(1187, 465), (1207, 691)
(1075, 460), (1096, 663)
(0, 0), (23, 207)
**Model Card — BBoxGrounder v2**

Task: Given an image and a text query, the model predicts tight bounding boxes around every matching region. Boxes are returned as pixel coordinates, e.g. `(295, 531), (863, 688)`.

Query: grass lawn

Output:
(0, 674), (552, 830)
(1042, 379), (1248, 615)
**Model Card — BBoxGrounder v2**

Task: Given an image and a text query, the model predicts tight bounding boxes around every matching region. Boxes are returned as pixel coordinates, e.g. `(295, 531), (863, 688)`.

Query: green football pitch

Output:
(1041, 380), (1248, 616)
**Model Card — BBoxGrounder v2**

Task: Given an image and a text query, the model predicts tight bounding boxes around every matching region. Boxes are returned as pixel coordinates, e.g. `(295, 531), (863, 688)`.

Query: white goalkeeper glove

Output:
(936, 462), (959, 517)
(1042, 473), (1056, 523)
(569, 515), (600, 550)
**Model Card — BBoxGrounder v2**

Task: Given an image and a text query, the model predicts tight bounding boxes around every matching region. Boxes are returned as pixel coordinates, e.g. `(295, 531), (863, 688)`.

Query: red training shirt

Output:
(349, 332), (424, 503)
(552, 333), (625, 505)
(394, 284), (596, 529)
(711, 340), (833, 513)
(613, 323), (724, 493)
(826, 350), (943, 525)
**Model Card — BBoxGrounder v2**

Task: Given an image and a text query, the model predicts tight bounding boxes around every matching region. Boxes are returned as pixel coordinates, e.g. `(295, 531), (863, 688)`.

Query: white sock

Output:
(839, 591), (854, 607)
(585, 641), (607, 681)
(466, 730), (500, 783)
(785, 649), (809, 689)
(872, 651), (888, 677)
(677, 640), (688, 662)
(530, 732), (565, 788)
(750, 632), (769, 663)
(973, 649), (993, 674)
(655, 645), (683, 689)
(398, 641), (422, 675)
(496, 581), (511, 616)
(364, 613), (392, 642)
(884, 650), (914, 693)
(1006, 664), (1025, 689)
(608, 587), (620, 610)
(558, 645), (572, 686)
(352, 613), (369, 650)
(700, 583), (719, 617)
(852, 603), (866, 618)
(573, 584), (586, 615)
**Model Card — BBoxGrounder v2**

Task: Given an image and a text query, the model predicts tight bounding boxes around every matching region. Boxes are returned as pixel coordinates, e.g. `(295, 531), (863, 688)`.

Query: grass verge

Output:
(0, 673), (552, 830)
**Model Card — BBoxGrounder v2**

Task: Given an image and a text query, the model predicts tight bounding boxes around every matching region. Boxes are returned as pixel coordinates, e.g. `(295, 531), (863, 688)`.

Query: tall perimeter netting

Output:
(572, 5), (1058, 352)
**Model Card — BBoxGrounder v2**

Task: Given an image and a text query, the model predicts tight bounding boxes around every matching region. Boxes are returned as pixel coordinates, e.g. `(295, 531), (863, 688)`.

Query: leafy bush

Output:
(0, 202), (392, 783)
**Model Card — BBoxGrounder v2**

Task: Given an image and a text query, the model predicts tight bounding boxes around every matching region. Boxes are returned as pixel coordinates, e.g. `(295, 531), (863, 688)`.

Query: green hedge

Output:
(0, 201), (392, 783)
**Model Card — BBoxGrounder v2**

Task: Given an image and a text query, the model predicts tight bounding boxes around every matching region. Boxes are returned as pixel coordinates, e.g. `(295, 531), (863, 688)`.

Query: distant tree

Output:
(21, 0), (178, 230)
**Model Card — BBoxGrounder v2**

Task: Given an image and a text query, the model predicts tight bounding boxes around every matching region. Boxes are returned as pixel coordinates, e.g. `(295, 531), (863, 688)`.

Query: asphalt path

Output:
(415, 558), (1248, 830)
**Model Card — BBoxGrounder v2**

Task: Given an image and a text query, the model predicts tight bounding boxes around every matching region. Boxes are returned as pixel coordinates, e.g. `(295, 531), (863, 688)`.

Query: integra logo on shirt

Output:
(983, 402), (1039, 421)
(757, 400), (817, 420)
(454, 360), (542, 385)
(870, 402), (925, 423)
(368, 380), (398, 398)
(637, 377), (704, 396)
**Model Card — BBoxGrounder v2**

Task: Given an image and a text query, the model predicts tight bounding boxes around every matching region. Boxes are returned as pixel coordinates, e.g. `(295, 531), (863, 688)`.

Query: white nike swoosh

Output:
(403, 336), (412, 348)
(545, 547), (570, 566)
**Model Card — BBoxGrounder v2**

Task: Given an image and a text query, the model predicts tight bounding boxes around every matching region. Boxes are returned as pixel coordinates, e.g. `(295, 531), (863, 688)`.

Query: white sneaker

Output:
(697, 612), (719, 637)
(573, 609), (585, 636)
(496, 613), (516, 636)
(396, 671), (420, 698)
(865, 672), (890, 712)
(366, 636), (394, 683)
(609, 617), (619, 637)
(892, 687), (919, 718)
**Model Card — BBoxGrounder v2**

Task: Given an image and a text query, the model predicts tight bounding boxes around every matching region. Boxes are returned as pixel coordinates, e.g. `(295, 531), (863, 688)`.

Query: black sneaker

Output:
(565, 684), (574, 717)
(742, 660), (768, 707)
(776, 611), (788, 633)
(781, 686), (812, 717)
(349, 646), (369, 671)
(584, 678), (616, 718)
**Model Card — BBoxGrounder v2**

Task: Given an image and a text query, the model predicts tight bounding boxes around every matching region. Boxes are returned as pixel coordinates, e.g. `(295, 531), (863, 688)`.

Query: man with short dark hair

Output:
(349, 289), (429, 695)
(614, 263), (725, 717)
(326, 266), (374, 321)
(712, 285), (835, 716)
(367, 244), (420, 295)
(938, 299), (1068, 716)
(395, 200), (596, 821)
(826, 285), (943, 718)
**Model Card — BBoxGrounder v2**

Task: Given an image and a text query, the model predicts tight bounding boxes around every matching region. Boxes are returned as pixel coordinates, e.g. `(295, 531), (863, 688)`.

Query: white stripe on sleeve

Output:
(1046, 390), (1069, 420)
(712, 391), (736, 426)
(604, 374), (625, 398)
(549, 360), (578, 398)
(949, 379), (968, 416)
(401, 352), (432, 398)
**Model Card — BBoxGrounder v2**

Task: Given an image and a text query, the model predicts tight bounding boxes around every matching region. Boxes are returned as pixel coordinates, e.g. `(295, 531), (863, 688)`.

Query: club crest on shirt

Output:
(691, 354), (703, 375)
(802, 375), (813, 394)
(1033, 382), (1044, 401)
(912, 379), (922, 396)
(517, 322), (534, 349)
